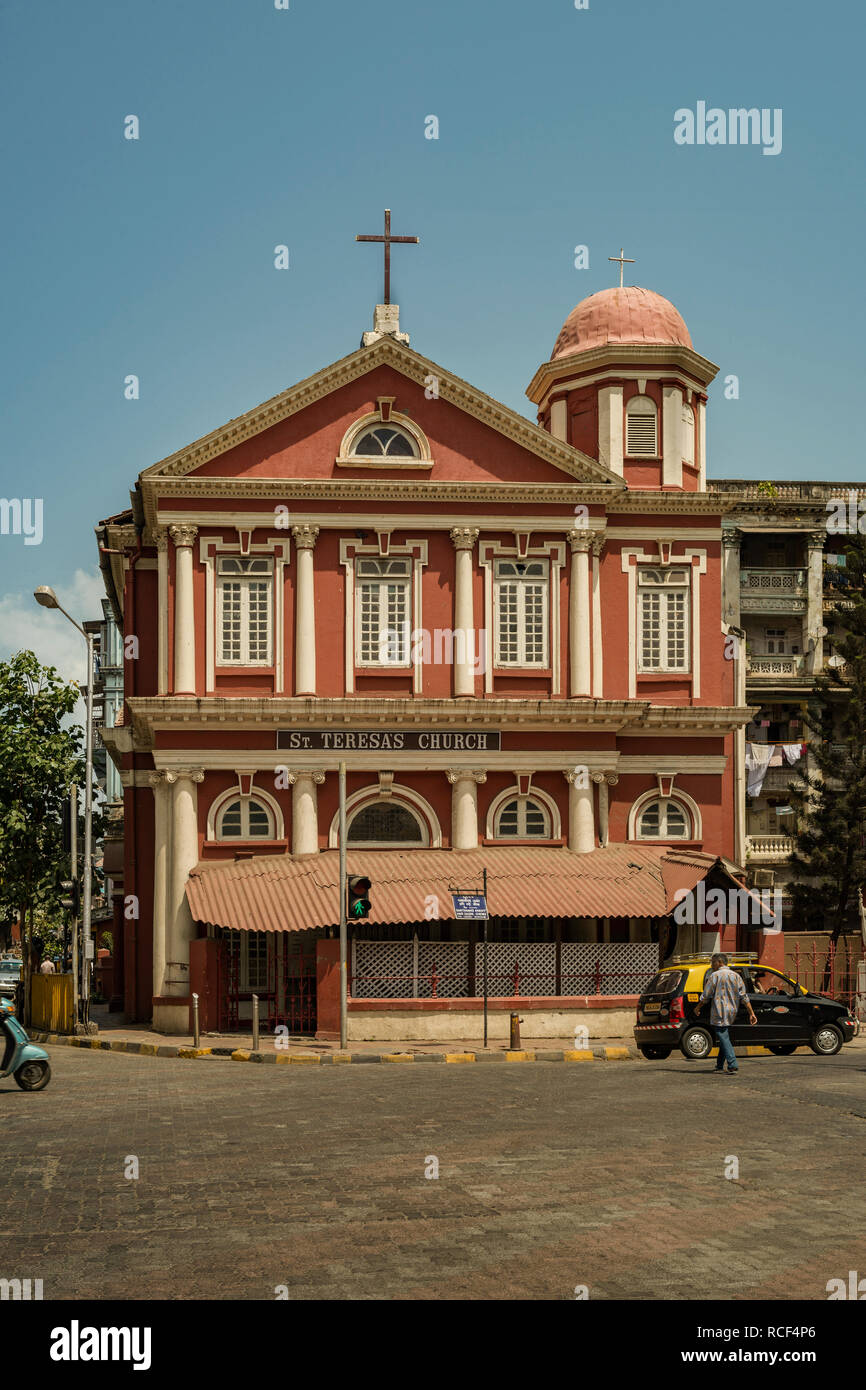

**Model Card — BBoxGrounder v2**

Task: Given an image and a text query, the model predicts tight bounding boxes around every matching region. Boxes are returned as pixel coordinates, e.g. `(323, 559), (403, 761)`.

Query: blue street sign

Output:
(452, 893), (488, 920)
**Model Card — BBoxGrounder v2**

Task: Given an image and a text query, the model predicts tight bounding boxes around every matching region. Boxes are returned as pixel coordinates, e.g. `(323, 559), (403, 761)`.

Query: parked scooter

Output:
(0, 998), (51, 1091)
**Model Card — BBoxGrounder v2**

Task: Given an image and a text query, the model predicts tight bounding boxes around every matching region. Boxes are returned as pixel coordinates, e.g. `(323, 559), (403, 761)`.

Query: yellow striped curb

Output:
(138, 1043), (158, 1056)
(381, 1052), (414, 1063)
(563, 1049), (595, 1061)
(288, 1053), (320, 1064)
(604, 1046), (631, 1061)
(504, 1050), (535, 1062)
(177, 1047), (212, 1059)
(444, 1052), (475, 1063)
(331, 1053), (352, 1064)
(231, 1049), (251, 1061)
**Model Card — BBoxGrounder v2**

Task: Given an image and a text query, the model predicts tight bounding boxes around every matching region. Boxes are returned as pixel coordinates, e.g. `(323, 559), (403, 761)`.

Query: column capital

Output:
(169, 524), (198, 549)
(721, 527), (743, 549)
(165, 768), (206, 785)
(450, 526), (479, 551)
(287, 769), (326, 785)
(153, 527), (170, 553)
(567, 528), (595, 553)
(292, 524), (320, 550)
(148, 770), (172, 790)
(562, 768), (591, 786)
(806, 530), (827, 550)
(446, 768), (486, 784)
(591, 532), (606, 558)
(592, 771), (619, 786)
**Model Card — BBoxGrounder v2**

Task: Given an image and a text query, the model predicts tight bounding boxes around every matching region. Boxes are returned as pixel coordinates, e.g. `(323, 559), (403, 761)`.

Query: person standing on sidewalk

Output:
(695, 953), (756, 1073)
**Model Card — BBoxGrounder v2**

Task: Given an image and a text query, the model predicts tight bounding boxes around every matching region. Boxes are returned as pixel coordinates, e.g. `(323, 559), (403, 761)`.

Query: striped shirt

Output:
(699, 966), (747, 1026)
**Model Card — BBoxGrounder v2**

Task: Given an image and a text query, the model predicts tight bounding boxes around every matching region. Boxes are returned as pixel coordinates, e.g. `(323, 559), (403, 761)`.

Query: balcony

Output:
(760, 765), (804, 792)
(746, 653), (806, 681)
(746, 834), (795, 862)
(740, 568), (807, 615)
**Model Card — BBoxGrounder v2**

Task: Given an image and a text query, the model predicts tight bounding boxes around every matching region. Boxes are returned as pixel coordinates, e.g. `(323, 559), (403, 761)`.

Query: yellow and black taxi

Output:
(634, 952), (860, 1061)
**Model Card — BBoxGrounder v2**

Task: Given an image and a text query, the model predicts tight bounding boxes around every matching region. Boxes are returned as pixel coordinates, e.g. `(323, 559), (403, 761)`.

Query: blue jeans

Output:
(713, 1025), (738, 1071)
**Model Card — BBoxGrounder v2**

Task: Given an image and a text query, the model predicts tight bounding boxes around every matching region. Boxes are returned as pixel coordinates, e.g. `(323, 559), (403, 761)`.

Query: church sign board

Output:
(277, 729), (501, 752)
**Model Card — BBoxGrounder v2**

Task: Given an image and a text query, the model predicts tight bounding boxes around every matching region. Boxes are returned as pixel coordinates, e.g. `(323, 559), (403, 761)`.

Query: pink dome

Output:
(552, 287), (692, 360)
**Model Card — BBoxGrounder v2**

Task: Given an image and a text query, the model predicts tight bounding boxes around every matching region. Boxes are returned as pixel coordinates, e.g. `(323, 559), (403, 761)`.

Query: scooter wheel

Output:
(15, 1061), (50, 1091)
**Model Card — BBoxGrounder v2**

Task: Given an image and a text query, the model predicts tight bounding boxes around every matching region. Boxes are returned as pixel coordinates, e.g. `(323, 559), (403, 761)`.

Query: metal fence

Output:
(788, 937), (860, 1012)
(349, 940), (660, 1000)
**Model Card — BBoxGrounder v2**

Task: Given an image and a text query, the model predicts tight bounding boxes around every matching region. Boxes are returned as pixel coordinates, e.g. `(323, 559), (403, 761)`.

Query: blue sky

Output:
(1, 0), (863, 675)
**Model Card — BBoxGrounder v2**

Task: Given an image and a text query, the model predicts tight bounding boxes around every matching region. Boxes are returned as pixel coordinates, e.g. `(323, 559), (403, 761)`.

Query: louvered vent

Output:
(626, 411), (657, 455)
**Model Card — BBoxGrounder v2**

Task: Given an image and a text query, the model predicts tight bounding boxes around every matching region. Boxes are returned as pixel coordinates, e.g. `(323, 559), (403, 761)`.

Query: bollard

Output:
(510, 1012), (522, 1050)
(192, 992), (200, 1049)
(252, 993), (259, 1052)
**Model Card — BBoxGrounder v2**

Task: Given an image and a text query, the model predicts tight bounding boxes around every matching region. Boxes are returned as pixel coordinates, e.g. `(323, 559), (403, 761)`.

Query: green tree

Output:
(0, 651), (88, 1022)
(788, 536), (866, 948)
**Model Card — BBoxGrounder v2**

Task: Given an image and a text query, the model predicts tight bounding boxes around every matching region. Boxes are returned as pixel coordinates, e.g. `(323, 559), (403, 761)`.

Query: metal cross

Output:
(356, 208), (419, 305)
(608, 247), (635, 288)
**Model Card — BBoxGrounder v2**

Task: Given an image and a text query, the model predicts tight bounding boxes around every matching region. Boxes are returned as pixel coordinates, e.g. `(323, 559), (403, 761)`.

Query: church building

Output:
(97, 247), (767, 1041)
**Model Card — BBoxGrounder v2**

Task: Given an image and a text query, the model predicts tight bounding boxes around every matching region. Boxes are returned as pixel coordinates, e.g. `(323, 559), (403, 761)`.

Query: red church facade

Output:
(98, 289), (771, 1041)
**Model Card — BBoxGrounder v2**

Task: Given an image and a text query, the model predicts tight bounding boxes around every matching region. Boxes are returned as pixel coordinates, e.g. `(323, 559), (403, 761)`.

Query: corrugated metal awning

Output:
(186, 845), (726, 933)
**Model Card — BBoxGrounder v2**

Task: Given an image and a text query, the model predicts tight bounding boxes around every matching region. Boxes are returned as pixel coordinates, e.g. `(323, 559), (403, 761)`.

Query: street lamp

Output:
(34, 585), (94, 1021)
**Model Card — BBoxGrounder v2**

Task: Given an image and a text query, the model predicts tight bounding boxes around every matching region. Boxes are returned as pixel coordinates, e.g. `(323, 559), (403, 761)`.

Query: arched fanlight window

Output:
(626, 394), (658, 456)
(347, 801), (426, 845)
(351, 426), (418, 459)
(495, 797), (551, 839)
(217, 798), (274, 840)
(636, 798), (690, 840)
(682, 403), (695, 465)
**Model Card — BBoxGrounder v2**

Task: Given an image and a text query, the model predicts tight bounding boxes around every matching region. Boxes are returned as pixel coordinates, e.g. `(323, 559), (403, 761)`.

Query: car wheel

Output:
(767, 1044), (798, 1055)
(638, 1045), (673, 1060)
(14, 1060), (51, 1091)
(809, 1024), (843, 1056)
(680, 1026), (714, 1060)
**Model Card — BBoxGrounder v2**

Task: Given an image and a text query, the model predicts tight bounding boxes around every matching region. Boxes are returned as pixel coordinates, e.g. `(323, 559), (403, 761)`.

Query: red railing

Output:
(789, 938), (859, 1011)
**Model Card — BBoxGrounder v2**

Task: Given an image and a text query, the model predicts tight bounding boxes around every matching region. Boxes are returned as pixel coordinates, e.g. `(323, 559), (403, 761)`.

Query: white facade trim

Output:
(627, 787), (703, 841)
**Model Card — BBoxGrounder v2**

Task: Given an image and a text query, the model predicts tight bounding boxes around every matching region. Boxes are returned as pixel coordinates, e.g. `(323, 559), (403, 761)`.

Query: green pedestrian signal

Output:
(347, 875), (372, 920)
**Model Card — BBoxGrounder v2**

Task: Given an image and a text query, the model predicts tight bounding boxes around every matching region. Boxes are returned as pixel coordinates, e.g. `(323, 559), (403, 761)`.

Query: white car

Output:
(0, 959), (22, 998)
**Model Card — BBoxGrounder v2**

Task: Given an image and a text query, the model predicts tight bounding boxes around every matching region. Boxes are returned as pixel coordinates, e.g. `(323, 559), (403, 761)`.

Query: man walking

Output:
(696, 953), (756, 1073)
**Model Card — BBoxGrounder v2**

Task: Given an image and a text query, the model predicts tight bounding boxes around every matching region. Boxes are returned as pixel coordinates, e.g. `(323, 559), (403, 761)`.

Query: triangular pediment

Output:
(140, 335), (622, 490)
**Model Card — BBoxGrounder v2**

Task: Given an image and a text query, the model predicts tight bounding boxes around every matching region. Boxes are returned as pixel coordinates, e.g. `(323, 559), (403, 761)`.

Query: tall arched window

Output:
(626, 394), (658, 456)
(495, 797), (551, 839)
(347, 801), (426, 845)
(682, 403), (695, 465)
(636, 798), (690, 840)
(216, 797), (275, 840)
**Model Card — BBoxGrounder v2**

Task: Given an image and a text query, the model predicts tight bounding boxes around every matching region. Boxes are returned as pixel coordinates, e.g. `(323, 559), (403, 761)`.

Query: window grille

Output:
(355, 557), (411, 664)
(638, 567), (689, 672)
(494, 559), (548, 666)
(216, 556), (272, 665)
(217, 798), (274, 840)
(347, 801), (424, 844)
(636, 798), (690, 839)
(626, 395), (658, 456)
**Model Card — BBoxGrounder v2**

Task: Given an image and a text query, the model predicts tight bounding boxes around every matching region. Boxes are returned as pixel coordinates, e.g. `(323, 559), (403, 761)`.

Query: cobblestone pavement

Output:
(2, 1046), (864, 1301)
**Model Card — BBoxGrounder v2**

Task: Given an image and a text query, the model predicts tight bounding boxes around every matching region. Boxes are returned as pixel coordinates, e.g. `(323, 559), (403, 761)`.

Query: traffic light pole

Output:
(338, 760), (348, 1051)
(81, 628), (94, 1023)
(482, 867), (488, 1050)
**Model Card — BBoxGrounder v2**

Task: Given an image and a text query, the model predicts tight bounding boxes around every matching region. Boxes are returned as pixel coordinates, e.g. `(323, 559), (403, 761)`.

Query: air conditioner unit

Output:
(753, 869), (775, 888)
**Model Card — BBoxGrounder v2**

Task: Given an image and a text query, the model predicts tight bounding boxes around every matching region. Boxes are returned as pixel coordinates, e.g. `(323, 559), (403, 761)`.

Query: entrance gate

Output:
(218, 931), (318, 1034)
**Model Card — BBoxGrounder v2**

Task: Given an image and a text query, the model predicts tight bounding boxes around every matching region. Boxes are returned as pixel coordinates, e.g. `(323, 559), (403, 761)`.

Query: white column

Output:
(806, 531), (825, 675)
(598, 385), (623, 475)
(662, 385), (683, 488)
(148, 772), (172, 999)
(156, 530), (169, 695)
(697, 398), (707, 491)
(169, 525), (198, 694)
(550, 397), (568, 442)
(592, 772), (618, 847)
(292, 525), (319, 695)
(567, 530), (593, 696)
(450, 528), (479, 697)
(722, 528), (742, 626)
(289, 770), (325, 856)
(447, 769), (486, 849)
(564, 769), (595, 853)
(165, 768), (204, 996)
(591, 532), (605, 697)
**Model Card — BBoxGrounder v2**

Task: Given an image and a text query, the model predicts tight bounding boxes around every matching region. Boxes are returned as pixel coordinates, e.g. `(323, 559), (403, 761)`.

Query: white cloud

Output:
(0, 568), (108, 686)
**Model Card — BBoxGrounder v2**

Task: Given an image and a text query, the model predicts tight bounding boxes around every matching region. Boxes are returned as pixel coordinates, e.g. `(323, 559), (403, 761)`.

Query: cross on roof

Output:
(356, 209), (419, 305)
(608, 247), (635, 288)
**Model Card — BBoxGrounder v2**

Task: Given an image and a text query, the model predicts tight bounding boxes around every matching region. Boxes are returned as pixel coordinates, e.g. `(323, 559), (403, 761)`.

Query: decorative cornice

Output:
(526, 343), (720, 405)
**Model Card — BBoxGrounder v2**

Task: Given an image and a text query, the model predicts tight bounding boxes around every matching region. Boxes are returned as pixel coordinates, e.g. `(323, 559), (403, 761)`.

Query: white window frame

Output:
(354, 557), (412, 667)
(346, 798), (429, 847)
(493, 558), (549, 668)
(637, 567), (690, 673)
(635, 797), (691, 840)
(494, 796), (551, 839)
(216, 797), (276, 841)
(682, 402), (695, 465)
(625, 394), (659, 457)
(216, 556), (273, 667)
(350, 424), (419, 459)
